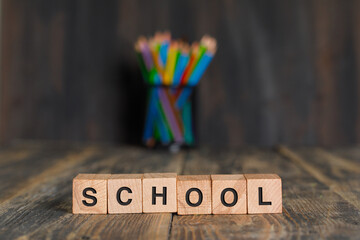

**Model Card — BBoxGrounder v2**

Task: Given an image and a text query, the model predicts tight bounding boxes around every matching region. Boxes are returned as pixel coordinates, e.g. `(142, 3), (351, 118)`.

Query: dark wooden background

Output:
(1, 0), (360, 147)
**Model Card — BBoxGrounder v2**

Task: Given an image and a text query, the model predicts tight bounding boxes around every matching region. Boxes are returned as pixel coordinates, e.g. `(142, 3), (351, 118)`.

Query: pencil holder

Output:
(143, 86), (194, 147)
(135, 32), (217, 148)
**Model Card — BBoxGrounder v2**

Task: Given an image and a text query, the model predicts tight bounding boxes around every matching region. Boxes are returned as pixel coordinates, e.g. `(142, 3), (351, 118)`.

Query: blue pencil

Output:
(175, 87), (193, 109)
(173, 53), (190, 86)
(187, 52), (213, 86)
(159, 41), (169, 65)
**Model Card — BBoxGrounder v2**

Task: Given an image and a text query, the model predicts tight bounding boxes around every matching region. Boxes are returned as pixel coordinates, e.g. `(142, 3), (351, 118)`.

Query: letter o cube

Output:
(211, 174), (247, 214)
(177, 175), (211, 215)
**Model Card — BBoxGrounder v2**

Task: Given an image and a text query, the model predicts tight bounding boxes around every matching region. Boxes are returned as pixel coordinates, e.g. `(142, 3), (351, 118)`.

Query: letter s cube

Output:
(73, 174), (110, 214)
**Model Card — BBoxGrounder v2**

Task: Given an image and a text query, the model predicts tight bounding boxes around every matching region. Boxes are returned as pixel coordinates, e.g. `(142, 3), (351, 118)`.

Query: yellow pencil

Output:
(164, 42), (179, 85)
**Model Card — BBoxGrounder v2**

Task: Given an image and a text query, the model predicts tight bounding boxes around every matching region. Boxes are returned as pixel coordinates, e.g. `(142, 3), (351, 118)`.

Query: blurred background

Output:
(1, 0), (360, 147)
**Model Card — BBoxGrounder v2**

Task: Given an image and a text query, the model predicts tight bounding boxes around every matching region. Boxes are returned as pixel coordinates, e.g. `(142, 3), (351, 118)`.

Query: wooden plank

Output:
(0, 147), (36, 166)
(325, 147), (360, 166)
(0, 146), (184, 240)
(0, 145), (98, 203)
(1, 145), (360, 239)
(277, 146), (360, 210)
(2, 0), (360, 147)
(170, 148), (360, 239)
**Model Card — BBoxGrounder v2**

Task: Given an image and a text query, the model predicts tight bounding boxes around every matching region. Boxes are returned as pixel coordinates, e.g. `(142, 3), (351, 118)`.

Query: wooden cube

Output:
(211, 174), (247, 214)
(108, 174), (143, 214)
(245, 174), (282, 214)
(142, 173), (177, 213)
(73, 174), (111, 214)
(177, 175), (211, 215)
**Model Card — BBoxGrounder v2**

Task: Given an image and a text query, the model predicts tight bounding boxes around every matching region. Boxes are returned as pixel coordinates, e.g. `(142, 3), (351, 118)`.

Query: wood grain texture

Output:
(170, 148), (360, 239)
(0, 145), (98, 203)
(0, 144), (184, 239)
(277, 146), (360, 210)
(0, 143), (359, 239)
(2, 1), (360, 147)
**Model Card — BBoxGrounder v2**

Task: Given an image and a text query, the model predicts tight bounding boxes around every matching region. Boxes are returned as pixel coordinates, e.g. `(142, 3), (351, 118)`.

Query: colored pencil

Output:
(173, 44), (190, 86)
(164, 42), (179, 85)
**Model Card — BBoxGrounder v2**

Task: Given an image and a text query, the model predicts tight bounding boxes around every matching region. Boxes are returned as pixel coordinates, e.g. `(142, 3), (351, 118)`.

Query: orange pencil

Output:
(179, 43), (199, 86)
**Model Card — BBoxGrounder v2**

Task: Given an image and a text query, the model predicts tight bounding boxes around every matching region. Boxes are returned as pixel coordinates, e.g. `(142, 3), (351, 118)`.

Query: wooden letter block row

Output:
(73, 173), (282, 215)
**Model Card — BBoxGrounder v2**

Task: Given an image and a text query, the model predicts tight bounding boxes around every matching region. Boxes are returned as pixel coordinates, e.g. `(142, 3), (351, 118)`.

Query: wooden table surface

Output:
(0, 142), (359, 239)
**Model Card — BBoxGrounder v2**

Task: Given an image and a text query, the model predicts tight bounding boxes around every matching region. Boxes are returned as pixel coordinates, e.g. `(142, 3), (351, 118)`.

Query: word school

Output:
(73, 173), (282, 215)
